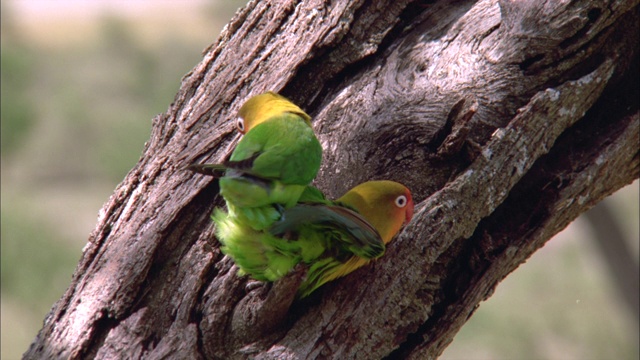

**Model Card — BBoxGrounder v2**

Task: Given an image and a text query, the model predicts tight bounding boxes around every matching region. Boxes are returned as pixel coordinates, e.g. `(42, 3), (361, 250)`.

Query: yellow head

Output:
(337, 180), (414, 243)
(235, 91), (311, 134)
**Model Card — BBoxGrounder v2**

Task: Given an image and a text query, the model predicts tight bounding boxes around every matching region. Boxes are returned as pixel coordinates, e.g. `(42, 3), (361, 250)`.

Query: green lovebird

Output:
(286, 180), (414, 297)
(213, 180), (414, 297)
(189, 92), (323, 231)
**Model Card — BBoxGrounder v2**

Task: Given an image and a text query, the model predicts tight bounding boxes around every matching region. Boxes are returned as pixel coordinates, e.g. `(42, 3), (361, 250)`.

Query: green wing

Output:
(188, 114), (322, 192)
(229, 114), (322, 185)
(298, 185), (328, 203)
(269, 203), (385, 260)
(213, 208), (325, 281)
(189, 113), (322, 230)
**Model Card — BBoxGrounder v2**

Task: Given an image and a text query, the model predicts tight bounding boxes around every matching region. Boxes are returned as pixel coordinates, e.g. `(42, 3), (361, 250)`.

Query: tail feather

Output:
(297, 255), (371, 298)
(212, 208), (303, 282)
(186, 163), (226, 177)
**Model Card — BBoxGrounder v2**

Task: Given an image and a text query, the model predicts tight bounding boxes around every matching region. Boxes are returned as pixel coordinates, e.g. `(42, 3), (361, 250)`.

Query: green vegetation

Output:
(1, 3), (240, 357)
(1, 43), (36, 156)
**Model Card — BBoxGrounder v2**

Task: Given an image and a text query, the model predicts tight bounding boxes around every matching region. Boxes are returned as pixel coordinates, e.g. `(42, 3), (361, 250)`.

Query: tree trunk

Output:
(25, 1), (639, 359)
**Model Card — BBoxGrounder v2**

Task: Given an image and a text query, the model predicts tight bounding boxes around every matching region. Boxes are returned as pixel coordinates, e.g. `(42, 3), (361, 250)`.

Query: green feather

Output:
(223, 111), (320, 228)
(227, 113), (322, 184)
(188, 94), (415, 297)
(270, 203), (385, 260)
(211, 181), (412, 298)
(213, 207), (325, 281)
(211, 185), (386, 285)
(298, 185), (328, 203)
(191, 112), (322, 231)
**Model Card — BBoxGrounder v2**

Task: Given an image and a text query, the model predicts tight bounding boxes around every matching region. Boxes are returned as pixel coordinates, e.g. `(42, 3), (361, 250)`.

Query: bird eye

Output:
(395, 195), (407, 208)
(236, 117), (245, 133)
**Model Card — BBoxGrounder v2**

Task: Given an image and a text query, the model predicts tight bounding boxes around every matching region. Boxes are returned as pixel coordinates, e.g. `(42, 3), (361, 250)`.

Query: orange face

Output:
(396, 187), (414, 225)
(338, 180), (414, 243)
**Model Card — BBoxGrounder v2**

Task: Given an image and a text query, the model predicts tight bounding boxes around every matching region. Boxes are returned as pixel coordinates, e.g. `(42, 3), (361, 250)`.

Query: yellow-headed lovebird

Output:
(213, 181), (414, 296)
(277, 180), (414, 298)
(189, 92), (322, 230)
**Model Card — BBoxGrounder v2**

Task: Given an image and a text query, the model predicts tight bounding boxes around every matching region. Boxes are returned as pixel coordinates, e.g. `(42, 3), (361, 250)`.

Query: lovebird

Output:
(213, 180), (414, 297)
(285, 180), (414, 297)
(189, 92), (323, 230)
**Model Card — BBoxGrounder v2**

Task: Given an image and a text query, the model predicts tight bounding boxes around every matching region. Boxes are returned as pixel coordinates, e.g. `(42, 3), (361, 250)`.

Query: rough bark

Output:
(25, 1), (639, 359)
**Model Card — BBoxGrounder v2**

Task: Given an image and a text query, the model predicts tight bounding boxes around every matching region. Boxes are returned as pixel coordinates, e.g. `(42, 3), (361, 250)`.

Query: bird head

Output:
(337, 180), (414, 243)
(235, 91), (311, 134)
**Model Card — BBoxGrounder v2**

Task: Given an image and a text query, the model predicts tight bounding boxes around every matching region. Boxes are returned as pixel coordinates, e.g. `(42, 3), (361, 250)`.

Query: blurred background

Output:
(1, 1), (637, 359)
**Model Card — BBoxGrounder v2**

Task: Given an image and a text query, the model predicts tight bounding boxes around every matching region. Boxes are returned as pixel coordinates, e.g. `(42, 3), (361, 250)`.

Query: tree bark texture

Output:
(25, 0), (639, 359)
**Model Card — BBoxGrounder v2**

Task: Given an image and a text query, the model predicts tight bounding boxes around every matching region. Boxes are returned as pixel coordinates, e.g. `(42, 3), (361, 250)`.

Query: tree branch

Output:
(25, 1), (638, 359)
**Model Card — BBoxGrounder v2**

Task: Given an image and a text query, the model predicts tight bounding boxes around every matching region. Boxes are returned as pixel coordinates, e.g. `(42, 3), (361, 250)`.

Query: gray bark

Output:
(25, 1), (639, 359)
